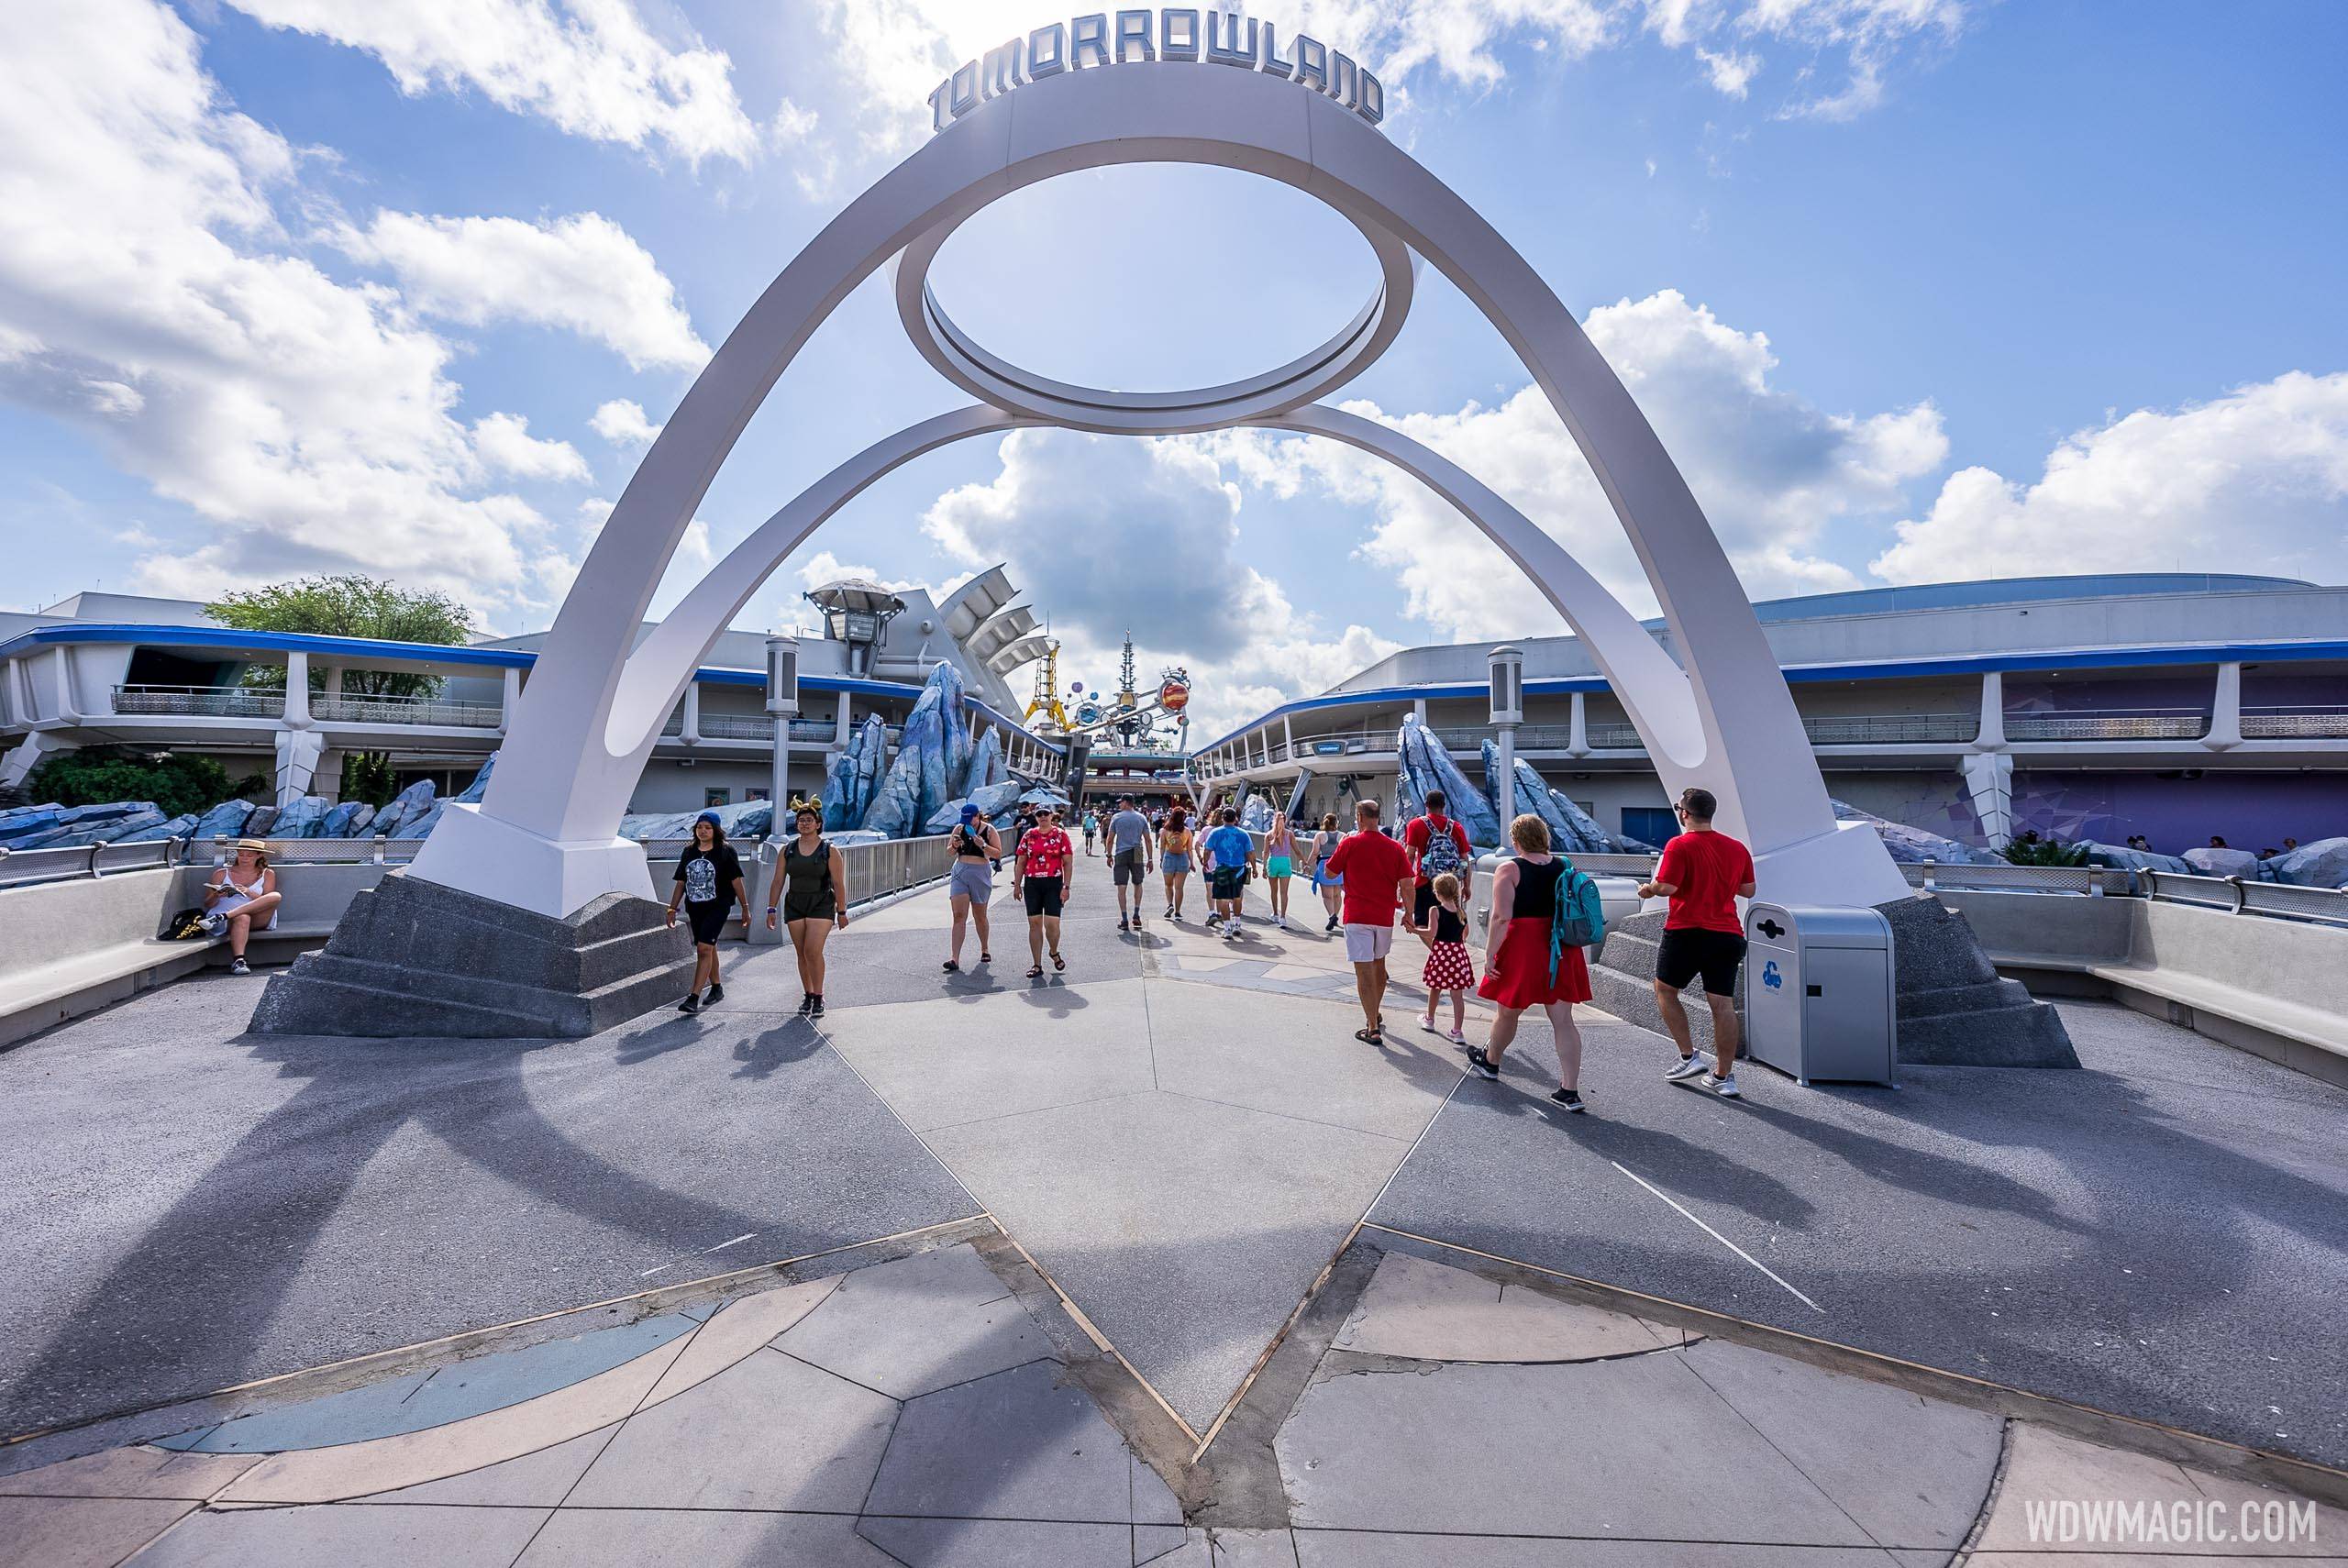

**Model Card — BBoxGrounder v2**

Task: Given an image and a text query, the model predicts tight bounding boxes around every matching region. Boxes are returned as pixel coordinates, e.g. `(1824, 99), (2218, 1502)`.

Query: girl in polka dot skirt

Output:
(1415, 870), (1476, 1044)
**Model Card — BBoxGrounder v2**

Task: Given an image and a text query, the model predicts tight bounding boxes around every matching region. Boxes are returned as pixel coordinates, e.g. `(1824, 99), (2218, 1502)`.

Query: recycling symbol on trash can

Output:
(1762, 959), (1783, 991)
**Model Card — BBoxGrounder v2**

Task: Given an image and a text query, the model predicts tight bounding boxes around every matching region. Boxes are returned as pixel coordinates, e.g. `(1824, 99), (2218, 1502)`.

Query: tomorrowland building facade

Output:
(4, 570), (2345, 856)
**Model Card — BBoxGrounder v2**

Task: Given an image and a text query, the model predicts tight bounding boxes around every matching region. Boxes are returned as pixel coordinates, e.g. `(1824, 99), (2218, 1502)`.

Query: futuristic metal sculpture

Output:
(407, 55), (1908, 919)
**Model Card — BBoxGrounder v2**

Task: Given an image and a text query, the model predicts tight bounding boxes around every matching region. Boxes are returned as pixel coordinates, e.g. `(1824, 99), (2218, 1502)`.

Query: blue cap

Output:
(959, 803), (980, 820)
(695, 811), (722, 826)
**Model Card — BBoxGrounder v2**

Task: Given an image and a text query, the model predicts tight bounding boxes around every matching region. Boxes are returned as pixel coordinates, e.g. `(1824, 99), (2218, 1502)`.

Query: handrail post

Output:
(88, 840), (107, 879)
(1921, 856), (1937, 894)
(2224, 874), (2246, 914)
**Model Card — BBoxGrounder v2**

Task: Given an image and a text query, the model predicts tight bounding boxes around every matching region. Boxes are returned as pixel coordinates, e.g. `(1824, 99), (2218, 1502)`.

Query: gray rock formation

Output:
(272, 796), (331, 838)
(370, 779), (436, 837)
(119, 812), (200, 842)
(1475, 741), (1652, 855)
(823, 713), (891, 833)
(194, 799), (257, 841)
(925, 779), (1023, 835)
(2183, 845), (2263, 879)
(251, 872), (692, 1039)
(2079, 841), (2192, 874)
(1831, 799), (2002, 865)
(2269, 836), (2348, 889)
(1396, 718), (1501, 846)
(319, 800), (376, 839)
(862, 665), (967, 840)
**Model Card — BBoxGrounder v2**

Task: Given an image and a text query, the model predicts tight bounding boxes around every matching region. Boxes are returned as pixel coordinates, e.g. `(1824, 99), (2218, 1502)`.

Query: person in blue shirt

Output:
(1202, 806), (1259, 942)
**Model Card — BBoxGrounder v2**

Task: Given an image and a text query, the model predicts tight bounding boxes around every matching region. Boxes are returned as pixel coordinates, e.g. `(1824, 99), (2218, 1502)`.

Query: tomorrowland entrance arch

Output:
(406, 43), (1910, 920)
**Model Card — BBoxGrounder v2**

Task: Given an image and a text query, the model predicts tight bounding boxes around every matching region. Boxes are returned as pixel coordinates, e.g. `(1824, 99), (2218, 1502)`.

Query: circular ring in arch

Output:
(892, 201), (1418, 435)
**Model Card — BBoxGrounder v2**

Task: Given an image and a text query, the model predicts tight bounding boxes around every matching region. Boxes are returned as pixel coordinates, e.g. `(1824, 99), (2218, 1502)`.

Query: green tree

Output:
(207, 574), (475, 700)
(29, 748), (234, 820)
(208, 575), (477, 806)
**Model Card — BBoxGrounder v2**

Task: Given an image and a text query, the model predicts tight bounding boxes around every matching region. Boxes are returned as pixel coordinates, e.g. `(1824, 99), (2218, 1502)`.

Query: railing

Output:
(660, 715), (898, 744)
(2003, 709), (2207, 741)
(111, 684), (284, 719)
(2242, 707), (2348, 739)
(0, 834), (434, 891)
(1804, 712), (1978, 745)
(1899, 860), (2136, 897)
(311, 692), (502, 727)
(2139, 869), (2348, 926)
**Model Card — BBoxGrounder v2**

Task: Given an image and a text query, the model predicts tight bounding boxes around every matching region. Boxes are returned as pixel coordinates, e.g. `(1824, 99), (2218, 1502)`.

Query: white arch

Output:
(409, 62), (1905, 916)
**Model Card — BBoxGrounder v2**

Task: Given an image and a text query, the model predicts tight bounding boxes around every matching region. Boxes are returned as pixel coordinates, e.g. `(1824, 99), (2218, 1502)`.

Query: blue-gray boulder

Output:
(1397, 718), (1501, 846)
(453, 751), (497, 803)
(0, 803), (65, 841)
(925, 779), (1023, 835)
(1831, 800), (2001, 865)
(965, 727), (1007, 794)
(241, 805), (280, 837)
(823, 713), (890, 832)
(118, 812), (200, 843)
(273, 795), (332, 838)
(2079, 841), (2192, 874)
(320, 800), (376, 838)
(55, 807), (168, 845)
(862, 664), (965, 839)
(371, 779), (436, 837)
(194, 799), (256, 841)
(2269, 836), (2348, 889)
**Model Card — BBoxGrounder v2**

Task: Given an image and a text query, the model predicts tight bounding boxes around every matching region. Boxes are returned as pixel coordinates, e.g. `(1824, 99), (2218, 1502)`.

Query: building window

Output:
(746, 787), (770, 802)
(705, 788), (730, 808)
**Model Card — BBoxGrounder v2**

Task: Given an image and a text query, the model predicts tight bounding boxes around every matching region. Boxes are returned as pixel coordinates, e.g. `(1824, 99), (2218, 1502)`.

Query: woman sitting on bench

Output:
(203, 839), (282, 977)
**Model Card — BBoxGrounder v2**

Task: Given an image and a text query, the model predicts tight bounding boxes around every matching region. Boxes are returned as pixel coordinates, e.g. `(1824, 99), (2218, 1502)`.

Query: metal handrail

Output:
(111, 684), (285, 719)
(311, 692), (502, 727)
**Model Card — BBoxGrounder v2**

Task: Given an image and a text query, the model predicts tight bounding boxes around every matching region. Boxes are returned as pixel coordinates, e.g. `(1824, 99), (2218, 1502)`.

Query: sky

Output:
(1, 0), (2344, 739)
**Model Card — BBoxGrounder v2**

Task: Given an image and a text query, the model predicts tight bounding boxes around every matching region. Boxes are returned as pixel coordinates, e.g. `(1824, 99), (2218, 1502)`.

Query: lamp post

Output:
(765, 634), (799, 822)
(1489, 644), (1524, 838)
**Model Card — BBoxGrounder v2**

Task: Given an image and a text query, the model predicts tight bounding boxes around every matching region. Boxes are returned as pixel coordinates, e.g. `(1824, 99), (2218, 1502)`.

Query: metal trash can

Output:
(1741, 902), (1897, 1086)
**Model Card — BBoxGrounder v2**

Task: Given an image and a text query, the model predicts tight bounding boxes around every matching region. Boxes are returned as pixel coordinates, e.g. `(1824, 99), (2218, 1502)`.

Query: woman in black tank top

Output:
(762, 803), (849, 1016)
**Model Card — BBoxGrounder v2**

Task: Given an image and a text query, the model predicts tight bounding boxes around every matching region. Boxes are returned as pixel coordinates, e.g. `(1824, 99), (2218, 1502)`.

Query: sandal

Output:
(942, 960), (959, 973)
(1026, 966), (1045, 978)
(1354, 1026), (1385, 1045)
(979, 952), (991, 963)
(1052, 952), (1065, 972)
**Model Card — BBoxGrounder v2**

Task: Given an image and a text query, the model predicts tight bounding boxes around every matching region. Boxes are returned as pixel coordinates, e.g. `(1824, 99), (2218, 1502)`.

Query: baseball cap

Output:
(959, 802), (980, 820)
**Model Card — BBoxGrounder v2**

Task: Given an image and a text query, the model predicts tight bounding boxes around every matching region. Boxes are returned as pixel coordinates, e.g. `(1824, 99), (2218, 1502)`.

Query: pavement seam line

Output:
(1151, 1085), (1416, 1145)
(1357, 1221), (2348, 1498)
(1187, 1036), (1473, 1463)
(1671, 1347), (1888, 1551)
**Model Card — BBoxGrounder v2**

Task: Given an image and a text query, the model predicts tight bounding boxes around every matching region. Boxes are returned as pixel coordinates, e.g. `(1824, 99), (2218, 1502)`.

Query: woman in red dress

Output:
(1468, 813), (1591, 1112)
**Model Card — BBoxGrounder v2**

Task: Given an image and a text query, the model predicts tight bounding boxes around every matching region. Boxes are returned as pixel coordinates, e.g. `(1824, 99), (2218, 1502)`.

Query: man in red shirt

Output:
(1637, 787), (1757, 1099)
(1403, 788), (1474, 929)
(1325, 798), (1415, 1044)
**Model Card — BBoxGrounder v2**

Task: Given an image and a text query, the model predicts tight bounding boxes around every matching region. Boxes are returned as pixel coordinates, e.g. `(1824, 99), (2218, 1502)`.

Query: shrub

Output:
(28, 749), (235, 820)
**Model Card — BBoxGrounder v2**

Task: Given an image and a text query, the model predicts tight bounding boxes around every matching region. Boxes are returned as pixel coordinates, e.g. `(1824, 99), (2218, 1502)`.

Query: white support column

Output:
(315, 748), (345, 803)
(1282, 712), (1295, 763)
(499, 666), (524, 734)
(1960, 752), (2015, 848)
(680, 681), (702, 745)
(1567, 691), (1589, 756)
(836, 696), (854, 749)
(1412, 697), (1427, 724)
(2203, 661), (2243, 751)
(1975, 670), (2007, 750)
(282, 648), (311, 726)
(51, 647), (81, 723)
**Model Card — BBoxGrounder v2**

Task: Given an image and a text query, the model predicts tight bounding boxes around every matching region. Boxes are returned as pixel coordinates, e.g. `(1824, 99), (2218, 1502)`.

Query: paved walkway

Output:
(3, 851), (2344, 1563)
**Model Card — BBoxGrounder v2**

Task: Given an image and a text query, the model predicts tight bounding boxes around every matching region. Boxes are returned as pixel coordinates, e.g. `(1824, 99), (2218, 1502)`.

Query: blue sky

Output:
(2, 0), (2343, 734)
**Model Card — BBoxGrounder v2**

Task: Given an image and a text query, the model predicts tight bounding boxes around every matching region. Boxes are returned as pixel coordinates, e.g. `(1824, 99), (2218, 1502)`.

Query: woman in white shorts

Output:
(203, 838), (281, 977)
(944, 803), (1002, 973)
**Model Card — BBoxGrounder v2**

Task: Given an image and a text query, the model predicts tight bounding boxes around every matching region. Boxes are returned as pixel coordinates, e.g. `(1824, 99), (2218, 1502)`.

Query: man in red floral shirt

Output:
(1015, 804), (1076, 978)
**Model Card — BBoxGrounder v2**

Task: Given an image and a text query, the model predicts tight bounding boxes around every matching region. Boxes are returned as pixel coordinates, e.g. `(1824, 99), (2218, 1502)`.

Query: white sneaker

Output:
(1706, 1072), (1742, 1099)
(1446, 1028), (1467, 1045)
(1418, 1016), (1440, 1034)
(1665, 1054), (1709, 1082)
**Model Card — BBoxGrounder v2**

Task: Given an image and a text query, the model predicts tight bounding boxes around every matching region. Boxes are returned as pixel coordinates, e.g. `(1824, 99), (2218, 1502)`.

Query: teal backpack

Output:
(1547, 860), (1607, 983)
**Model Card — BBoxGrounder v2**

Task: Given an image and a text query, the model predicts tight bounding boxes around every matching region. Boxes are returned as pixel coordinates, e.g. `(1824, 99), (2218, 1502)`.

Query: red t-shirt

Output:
(1657, 829), (1755, 933)
(1326, 829), (1412, 926)
(1018, 827), (1071, 882)
(1403, 813), (1470, 885)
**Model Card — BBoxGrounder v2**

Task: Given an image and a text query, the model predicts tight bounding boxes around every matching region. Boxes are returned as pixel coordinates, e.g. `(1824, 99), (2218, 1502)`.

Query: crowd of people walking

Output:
(660, 779), (1757, 1121)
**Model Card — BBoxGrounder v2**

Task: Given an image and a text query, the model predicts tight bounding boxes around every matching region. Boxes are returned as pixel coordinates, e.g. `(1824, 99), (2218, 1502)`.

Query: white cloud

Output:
(336, 211), (709, 372)
(590, 397), (661, 446)
(0, 0), (550, 613)
(221, 0), (761, 165)
(1872, 371), (2348, 585)
(473, 411), (590, 482)
(814, 0), (1966, 155)
(1210, 289), (1946, 640)
(920, 428), (1398, 737)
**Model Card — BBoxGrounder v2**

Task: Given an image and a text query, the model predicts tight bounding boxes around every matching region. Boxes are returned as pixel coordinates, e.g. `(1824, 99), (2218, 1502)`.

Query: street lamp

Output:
(765, 634), (800, 823)
(1489, 644), (1523, 836)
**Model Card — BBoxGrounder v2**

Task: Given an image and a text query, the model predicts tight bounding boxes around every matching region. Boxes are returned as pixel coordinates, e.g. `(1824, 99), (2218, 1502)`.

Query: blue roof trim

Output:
(1192, 639), (2348, 752)
(0, 623), (1069, 750)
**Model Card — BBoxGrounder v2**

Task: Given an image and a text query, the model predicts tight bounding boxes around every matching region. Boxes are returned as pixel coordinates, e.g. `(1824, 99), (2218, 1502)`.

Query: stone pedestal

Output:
(1586, 893), (2078, 1070)
(249, 872), (693, 1040)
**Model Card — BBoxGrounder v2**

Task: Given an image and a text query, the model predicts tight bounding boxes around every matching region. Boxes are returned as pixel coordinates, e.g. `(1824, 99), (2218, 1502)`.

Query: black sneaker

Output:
(678, 993), (701, 1015)
(1465, 1045), (1499, 1081)
(1324, 916), (1338, 933)
(703, 984), (724, 1006)
(1548, 1088), (1587, 1113)
(797, 994), (814, 1014)
(810, 995), (826, 1019)
(1118, 917), (1129, 933)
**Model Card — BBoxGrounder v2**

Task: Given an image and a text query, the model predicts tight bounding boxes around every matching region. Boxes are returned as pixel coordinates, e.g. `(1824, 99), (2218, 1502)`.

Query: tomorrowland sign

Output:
(928, 9), (1385, 136)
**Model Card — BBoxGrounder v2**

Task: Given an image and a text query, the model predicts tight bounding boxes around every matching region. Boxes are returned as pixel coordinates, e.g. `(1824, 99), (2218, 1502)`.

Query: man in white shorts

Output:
(1323, 799), (1415, 1046)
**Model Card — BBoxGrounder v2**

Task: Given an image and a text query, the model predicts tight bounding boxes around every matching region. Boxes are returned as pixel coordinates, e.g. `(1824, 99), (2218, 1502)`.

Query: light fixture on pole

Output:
(1489, 644), (1524, 838)
(765, 634), (800, 823)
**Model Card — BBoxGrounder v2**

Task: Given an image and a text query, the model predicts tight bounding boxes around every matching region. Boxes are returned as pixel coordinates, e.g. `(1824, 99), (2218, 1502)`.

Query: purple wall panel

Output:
(2009, 771), (2348, 855)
